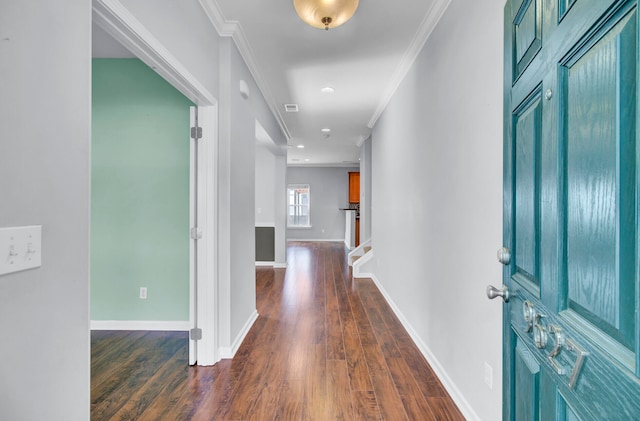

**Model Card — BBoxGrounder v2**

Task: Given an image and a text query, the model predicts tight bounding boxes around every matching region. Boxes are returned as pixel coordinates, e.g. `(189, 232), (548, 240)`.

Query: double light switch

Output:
(0, 226), (42, 276)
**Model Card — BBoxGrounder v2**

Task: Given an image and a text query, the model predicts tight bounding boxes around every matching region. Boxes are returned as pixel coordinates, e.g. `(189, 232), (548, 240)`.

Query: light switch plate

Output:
(0, 226), (42, 276)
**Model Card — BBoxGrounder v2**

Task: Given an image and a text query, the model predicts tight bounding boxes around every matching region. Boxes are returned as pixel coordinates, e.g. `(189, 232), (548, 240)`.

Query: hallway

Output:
(91, 242), (464, 420)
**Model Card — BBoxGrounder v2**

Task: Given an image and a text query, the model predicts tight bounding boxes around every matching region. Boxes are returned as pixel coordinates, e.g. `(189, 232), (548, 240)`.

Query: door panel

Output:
(562, 9), (637, 352)
(503, 0), (640, 419)
(514, 339), (541, 420)
(514, 89), (543, 295)
(514, 0), (543, 80)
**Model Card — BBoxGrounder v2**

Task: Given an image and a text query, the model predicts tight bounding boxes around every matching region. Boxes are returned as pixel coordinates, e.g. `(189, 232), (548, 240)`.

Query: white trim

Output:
(189, 108), (197, 365)
(195, 105), (219, 366)
(255, 222), (276, 228)
(364, 273), (480, 421)
(92, 0), (216, 106)
(219, 310), (259, 359)
(286, 239), (344, 243)
(352, 250), (373, 277)
(287, 163), (359, 168)
(90, 320), (190, 331)
(256, 261), (287, 268)
(196, 0), (237, 36)
(367, 0), (452, 128)
(348, 239), (371, 266)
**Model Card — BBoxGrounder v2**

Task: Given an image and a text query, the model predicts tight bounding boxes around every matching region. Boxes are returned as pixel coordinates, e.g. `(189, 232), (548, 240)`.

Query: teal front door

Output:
(501, 0), (640, 418)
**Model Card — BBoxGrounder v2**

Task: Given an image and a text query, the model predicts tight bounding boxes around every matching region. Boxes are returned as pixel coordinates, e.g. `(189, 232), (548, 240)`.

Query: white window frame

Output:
(287, 184), (311, 228)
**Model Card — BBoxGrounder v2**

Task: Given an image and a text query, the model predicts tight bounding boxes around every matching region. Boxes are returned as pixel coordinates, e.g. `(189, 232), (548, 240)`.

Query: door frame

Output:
(93, 0), (221, 365)
(189, 105), (219, 365)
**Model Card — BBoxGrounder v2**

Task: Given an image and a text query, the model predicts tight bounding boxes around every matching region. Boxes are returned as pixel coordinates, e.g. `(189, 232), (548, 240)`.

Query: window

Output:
(288, 184), (310, 227)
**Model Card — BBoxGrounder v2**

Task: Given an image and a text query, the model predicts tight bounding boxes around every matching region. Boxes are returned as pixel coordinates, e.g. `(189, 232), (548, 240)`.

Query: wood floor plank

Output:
(326, 262), (346, 361)
(91, 332), (186, 420)
(273, 378), (304, 421)
(352, 390), (382, 421)
(91, 242), (464, 421)
(188, 361), (235, 421)
(331, 260), (374, 392)
(301, 343), (328, 421)
(150, 364), (220, 421)
(327, 360), (355, 420)
(386, 357), (438, 420)
(90, 330), (149, 390)
(110, 345), (188, 420)
(367, 366), (411, 421)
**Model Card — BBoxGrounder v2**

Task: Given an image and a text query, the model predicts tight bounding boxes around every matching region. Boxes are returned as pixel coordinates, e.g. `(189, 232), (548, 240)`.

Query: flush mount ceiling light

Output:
(321, 128), (331, 133)
(321, 86), (335, 94)
(293, 0), (359, 31)
(297, 144), (305, 148)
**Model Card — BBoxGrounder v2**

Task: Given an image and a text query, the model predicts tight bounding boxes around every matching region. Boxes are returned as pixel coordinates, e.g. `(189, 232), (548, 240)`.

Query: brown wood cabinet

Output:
(348, 172), (360, 203)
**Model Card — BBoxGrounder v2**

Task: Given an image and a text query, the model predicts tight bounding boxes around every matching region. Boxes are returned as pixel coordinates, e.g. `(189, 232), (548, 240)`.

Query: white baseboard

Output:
(219, 309), (259, 359)
(255, 261), (275, 267)
(91, 320), (190, 331)
(367, 273), (481, 421)
(286, 239), (344, 243)
(256, 261), (288, 268)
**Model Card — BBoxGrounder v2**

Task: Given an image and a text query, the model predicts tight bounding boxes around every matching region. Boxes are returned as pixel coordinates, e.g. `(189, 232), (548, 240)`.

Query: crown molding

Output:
(199, 0), (292, 142)
(93, 0), (216, 106)
(197, 0), (237, 36)
(356, 134), (370, 148)
(367, 0), (452, 129)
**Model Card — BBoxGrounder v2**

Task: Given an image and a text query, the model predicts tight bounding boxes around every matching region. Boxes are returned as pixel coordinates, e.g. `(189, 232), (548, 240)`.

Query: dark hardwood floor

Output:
(91, 241), (465, 420)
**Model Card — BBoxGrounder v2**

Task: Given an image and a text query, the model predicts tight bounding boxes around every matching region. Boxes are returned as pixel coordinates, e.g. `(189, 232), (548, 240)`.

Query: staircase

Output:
(348, 240), (373, 277)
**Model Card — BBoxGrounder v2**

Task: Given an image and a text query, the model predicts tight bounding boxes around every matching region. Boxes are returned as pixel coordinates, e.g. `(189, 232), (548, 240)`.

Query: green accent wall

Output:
(91, 59), (193, 321)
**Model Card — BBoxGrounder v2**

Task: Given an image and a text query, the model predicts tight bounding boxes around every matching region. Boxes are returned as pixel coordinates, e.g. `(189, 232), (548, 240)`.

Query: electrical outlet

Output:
(484, 362), (493, 390)
(140, 287), (147, 300)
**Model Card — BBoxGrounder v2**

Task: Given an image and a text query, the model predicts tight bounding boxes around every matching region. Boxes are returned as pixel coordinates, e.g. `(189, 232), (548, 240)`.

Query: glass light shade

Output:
(293, 0), (359, 30)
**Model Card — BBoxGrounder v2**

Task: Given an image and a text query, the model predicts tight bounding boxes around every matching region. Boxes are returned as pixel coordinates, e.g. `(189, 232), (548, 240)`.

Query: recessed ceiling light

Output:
(305, 158), (311, 162)
(321, 128), (331, 133)
(297, 144), (305, 148)
(321, 86), (335, 94)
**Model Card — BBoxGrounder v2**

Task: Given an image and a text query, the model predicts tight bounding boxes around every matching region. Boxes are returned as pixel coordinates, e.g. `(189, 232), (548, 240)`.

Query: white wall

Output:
(368, 0), (504, 419)
(359, 137), (372, 242)
(0, 1), (91, 419)
(219, 38), (287, 346)
(256, 145), (276, 225)
(274, 155), (287, 265)
(286, 166), (359, 241)
(229, 41), (256, 345)
(256, 144), (287, 266)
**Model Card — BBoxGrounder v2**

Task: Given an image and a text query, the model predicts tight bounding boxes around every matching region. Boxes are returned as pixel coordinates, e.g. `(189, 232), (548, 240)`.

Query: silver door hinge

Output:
(190, 328), (202, 341)
(190, 227), (202, 240)
(191, 126), (203, 140)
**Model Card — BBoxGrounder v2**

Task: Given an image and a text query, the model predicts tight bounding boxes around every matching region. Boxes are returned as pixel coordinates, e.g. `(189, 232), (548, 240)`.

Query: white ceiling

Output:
(93, 0), (450, 166)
